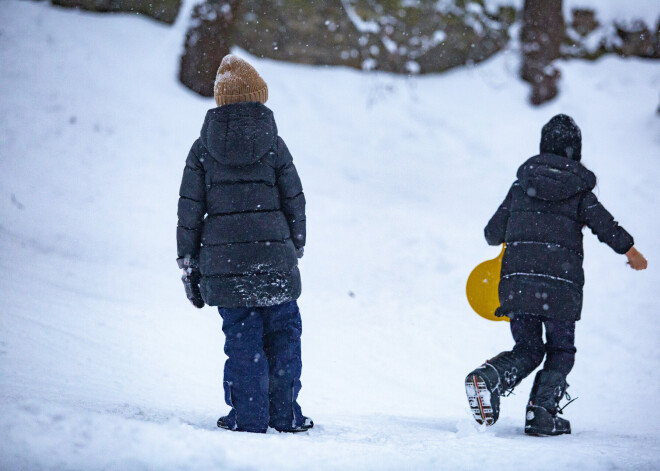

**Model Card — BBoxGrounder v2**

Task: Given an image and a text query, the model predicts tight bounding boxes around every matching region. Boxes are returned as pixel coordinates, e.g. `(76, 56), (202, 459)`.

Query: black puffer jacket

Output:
(177, 103), (305, 307)
(485, 153), (633, 321)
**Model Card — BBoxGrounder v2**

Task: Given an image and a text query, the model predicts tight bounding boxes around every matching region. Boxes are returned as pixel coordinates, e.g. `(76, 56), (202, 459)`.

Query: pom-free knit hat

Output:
(540, 114), (582, 161)
(214, 54), (268, 106)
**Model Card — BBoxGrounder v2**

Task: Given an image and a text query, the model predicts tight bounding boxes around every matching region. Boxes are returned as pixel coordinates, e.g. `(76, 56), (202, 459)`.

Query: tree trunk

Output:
(178, 1), (240, 98)
(520, 0), (564, 105)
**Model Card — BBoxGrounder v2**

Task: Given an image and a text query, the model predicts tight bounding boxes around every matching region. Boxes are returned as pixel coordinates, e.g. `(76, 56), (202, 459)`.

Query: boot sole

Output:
(217, 418), (267, 433)
(525, 423), (571, 436)
(273, 420), (314, 433)
(274, 426), (313, 433)
(525, 427), (571, 436)
(465, 374), (496, 426)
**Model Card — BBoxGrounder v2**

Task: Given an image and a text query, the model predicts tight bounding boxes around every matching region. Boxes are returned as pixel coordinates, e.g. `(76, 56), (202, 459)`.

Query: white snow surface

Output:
(1, 2), (660, 470)
(564, 0), (659, 23)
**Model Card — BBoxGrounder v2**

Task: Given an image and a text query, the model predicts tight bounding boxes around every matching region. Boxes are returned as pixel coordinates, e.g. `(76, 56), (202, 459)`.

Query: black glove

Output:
(177, 256), (204, 308)
(296, 247), (304, 259)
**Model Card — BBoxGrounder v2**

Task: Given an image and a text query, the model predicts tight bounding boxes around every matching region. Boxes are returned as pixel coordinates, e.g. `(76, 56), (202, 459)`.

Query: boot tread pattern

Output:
(465, 374), (495, 426)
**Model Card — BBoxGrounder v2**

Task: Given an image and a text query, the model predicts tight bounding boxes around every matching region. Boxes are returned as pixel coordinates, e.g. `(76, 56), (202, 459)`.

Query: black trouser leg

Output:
(542, 319), (576, 377)
(509, 316), (547, 377)
(487, 316), (546, 390)
(529, 319), (575, 413)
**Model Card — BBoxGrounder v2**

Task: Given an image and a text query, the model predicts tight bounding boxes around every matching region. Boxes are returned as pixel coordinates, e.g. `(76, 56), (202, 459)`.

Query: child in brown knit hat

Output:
(214, 54), (269, 105)
(177, 54), (312, 433)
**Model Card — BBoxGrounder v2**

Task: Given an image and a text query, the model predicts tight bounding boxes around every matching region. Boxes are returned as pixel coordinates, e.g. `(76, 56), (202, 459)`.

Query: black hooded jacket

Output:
(485, 154), (633, 321)
(177, 102), (305, 307)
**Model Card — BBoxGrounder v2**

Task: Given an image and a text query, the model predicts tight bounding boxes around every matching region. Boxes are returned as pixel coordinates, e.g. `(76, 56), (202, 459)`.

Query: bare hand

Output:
(625, 247), (648, 271)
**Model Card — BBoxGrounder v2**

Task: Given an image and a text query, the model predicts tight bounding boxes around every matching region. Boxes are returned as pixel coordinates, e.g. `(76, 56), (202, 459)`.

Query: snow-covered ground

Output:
(1, 2), (659, 470)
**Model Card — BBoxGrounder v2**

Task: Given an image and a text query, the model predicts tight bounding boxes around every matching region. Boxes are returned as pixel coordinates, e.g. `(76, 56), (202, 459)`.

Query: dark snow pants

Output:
(218, 300), (304, 433)
(489, 316), (577, 389)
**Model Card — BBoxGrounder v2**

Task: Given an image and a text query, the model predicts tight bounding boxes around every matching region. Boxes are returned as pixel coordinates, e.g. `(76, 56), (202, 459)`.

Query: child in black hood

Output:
(465, 114), (647, 435)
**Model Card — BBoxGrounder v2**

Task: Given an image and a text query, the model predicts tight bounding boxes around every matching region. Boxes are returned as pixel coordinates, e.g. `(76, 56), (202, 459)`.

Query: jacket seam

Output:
(202, 239), (290, 247)
(207, 209), (282, 217)
(501, 272), (581, 286)
(282, 191), (304, 201)
(179, 195), (203, 204)
(208, 180), (275, 187)
(177, 224), (200, 231)
(203, 270), (296, 278)
(509, 209), (580, 224)
(505, 240), (584, 259)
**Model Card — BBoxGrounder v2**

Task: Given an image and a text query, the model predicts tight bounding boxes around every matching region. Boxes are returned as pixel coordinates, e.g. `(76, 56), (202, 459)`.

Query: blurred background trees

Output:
(520, 0), (564, 105)
(48, 0), (660, 105)
(52, 0), (181, 24)
(178, 0), (517, 97)
(179, 0), (240, 97)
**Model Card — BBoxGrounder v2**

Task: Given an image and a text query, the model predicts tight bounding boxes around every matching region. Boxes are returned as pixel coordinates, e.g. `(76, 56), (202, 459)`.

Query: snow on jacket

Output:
(485, 153), (633, 321)
(177, 102), (305, 307)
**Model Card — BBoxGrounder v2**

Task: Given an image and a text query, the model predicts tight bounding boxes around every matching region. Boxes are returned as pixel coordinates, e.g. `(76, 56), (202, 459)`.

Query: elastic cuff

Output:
(616, 239), (634, 255)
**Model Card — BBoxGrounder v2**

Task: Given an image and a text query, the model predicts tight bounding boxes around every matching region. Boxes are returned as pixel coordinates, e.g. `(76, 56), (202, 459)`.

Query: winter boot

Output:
(217, 415), (232, 430)
(273, 416), (314, 433)
(465, 352), (527, 426)
(525, 370), (571, 436)
(465, 363), (502, 426)
(218, 415), (313, 433)
(216, 410), (268, 433)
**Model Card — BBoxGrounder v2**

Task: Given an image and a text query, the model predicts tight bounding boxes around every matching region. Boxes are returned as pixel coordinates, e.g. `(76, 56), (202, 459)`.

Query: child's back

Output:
(176, 55), (311, 433)
(178, 101), (304, 307)
(485, 115), (643, 321)
(465, 114), (647, 436)
(486, 150), (631, 321)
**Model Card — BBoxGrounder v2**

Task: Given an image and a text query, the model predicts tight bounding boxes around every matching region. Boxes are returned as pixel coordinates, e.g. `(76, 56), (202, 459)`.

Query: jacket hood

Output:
(517, 153), (596, 201)
(200, 102), (277, 166)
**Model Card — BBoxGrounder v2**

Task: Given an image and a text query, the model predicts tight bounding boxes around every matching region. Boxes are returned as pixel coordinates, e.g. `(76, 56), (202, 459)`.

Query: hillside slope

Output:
(1, 2), (659, 470)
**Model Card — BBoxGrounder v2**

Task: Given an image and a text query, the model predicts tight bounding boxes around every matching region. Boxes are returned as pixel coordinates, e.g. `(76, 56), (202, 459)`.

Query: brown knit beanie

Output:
(214, 55), (268, 106)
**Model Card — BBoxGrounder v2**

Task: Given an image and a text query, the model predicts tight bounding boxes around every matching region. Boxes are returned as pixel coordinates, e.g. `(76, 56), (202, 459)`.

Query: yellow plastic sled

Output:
(466, 244), (509, 322)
